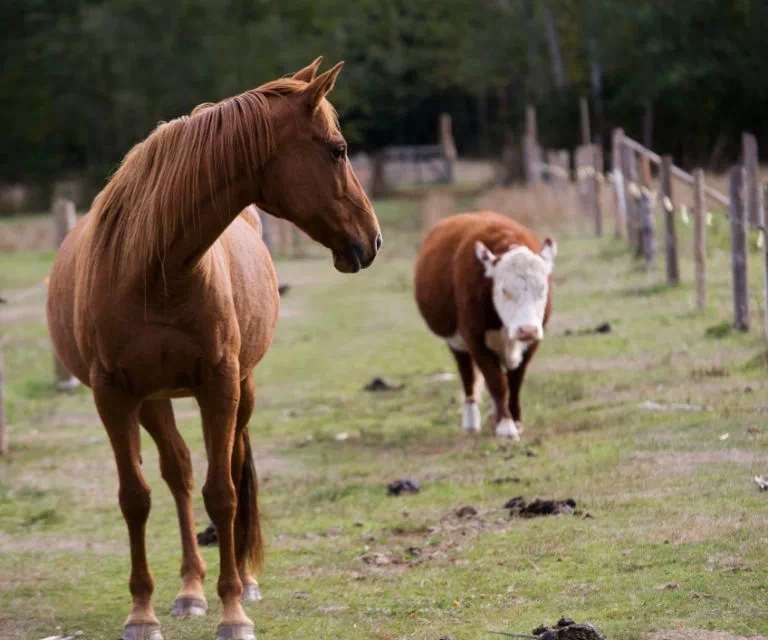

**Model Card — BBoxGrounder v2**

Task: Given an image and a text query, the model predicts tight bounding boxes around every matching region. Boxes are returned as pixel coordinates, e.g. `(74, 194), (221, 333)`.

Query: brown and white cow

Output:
(414, 211), (555, 440)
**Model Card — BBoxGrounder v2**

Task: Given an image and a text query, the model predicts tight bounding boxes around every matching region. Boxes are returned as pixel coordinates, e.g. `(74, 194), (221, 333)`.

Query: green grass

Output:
(2, 199), (768, 639)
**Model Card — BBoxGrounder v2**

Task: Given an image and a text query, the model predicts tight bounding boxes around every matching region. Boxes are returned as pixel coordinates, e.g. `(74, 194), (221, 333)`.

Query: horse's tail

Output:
(235, 428), (264, 574)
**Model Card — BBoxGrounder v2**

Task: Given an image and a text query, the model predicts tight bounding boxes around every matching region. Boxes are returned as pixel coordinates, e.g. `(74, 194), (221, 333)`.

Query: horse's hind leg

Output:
(93, 381), (162, 640)
(231, 375), (262, 602)
(139, 399), (207, 617)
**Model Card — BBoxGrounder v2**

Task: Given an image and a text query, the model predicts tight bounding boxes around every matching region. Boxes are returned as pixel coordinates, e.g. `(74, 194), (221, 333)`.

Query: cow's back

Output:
(414, 216), (468, 338)
(414, 212), (544, 341)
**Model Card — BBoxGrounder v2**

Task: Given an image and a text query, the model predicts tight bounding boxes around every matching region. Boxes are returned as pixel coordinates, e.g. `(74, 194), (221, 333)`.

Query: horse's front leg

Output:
(196, 361), (254, 640)
(139, 399), (207, 617)
(93, 374), (162, 640)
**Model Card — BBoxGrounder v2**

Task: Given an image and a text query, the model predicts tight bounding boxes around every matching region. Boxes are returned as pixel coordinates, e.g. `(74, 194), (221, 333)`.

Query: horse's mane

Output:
(78, 77), (338, 298)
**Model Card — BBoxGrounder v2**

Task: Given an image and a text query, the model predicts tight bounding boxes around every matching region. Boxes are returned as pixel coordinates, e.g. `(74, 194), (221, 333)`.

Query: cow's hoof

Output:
(495, 418), (520, 441)
(241, 582), (262, 602)
(171, 596), (208, 617)
(216, 623), (256, 640)
(122, 623), (164, 640)
(461, 401), (481, 433)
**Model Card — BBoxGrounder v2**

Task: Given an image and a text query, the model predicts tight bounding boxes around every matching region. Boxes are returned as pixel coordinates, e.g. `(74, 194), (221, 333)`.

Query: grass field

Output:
(1, 195), (768, 640)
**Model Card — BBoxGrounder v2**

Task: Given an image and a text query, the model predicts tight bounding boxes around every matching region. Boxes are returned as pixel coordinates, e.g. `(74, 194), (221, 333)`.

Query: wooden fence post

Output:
(560, 150), (570, 188)
(742, 132), (759, 228)
(439, 113), (458, 184)
(546, 149), (556, 189)
(693, 169), (707, 310)
(253, 207), (273, 254)
(52, 198), (79, 391)
(548, 149), (568, 191)
(575, 145), (588, 217)
(660, 155), (679, 284)
(524, 105), (540, 186)
(729, 167), (749, 331)
(580, 96), (591, 145)
(638, 189), (656, 265)
(637, 152), (655, 264)
(761, 182), (768, 343)
(590, 144), (603, 237)
(611, 128), (626, 239)
(621, 144), (638, 249)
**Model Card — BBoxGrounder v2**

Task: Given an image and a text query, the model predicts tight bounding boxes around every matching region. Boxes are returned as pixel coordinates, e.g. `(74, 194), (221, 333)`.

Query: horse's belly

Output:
(146, 388), (194, 400)
(105, 328), (210, 397)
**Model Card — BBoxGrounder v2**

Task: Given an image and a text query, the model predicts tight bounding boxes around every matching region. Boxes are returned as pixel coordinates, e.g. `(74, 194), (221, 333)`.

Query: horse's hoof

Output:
(216, 623), (256, 640)
(122, 623), (164, 640)
(241, 583), (262, 602)
(171, 596), (208, 617)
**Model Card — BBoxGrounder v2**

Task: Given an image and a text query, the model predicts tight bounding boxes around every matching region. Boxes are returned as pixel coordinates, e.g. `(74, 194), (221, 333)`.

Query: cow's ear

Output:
(475, 241), (497, 277)
(540, 237), (557, 266)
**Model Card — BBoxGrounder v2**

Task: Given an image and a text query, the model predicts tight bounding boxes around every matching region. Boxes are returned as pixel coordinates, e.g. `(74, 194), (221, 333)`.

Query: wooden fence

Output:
(556, 127), (768, 340)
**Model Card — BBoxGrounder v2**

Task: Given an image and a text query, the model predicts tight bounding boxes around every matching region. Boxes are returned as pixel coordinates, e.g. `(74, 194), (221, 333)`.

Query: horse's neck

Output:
(169, 174), (260, 271)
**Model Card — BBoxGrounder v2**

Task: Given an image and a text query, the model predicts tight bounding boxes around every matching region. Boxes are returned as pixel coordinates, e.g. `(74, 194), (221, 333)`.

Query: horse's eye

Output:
(331, 144), (347, 160)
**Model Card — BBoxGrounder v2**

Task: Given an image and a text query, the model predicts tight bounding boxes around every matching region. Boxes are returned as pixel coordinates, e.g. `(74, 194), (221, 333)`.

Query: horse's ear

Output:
(304, 61), (344, 113)
(293, 56), (323, 83)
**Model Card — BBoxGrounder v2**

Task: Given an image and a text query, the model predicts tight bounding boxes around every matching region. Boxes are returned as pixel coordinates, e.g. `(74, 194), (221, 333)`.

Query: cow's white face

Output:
(475, 239), (556, 346)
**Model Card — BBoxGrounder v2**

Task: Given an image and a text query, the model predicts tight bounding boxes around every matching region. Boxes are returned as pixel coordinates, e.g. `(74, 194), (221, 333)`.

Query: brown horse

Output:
(46, 58), (380, 640)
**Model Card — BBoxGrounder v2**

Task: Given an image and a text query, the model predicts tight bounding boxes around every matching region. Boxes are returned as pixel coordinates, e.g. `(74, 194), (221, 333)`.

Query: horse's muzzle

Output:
(334, 233), (382, 273)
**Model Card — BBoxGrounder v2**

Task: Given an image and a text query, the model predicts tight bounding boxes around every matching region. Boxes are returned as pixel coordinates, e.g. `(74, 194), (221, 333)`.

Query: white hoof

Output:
(462, 401), (481, 433)
(495, 418), (520, 441)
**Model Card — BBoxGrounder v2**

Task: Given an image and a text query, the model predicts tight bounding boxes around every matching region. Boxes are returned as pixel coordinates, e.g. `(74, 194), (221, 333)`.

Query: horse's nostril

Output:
(375, 233), (383, 252)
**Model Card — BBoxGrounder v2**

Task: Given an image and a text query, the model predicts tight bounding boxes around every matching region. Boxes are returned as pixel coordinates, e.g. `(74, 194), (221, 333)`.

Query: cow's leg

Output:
(450, 347), (482, 433)
(507, 342), (539, 427)
(139, 399), (207, 618)
(472, 346), (518, 441)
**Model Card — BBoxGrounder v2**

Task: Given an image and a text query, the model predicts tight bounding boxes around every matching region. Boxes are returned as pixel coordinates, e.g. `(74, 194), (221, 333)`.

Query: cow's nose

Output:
(517, 325), (541, 342)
